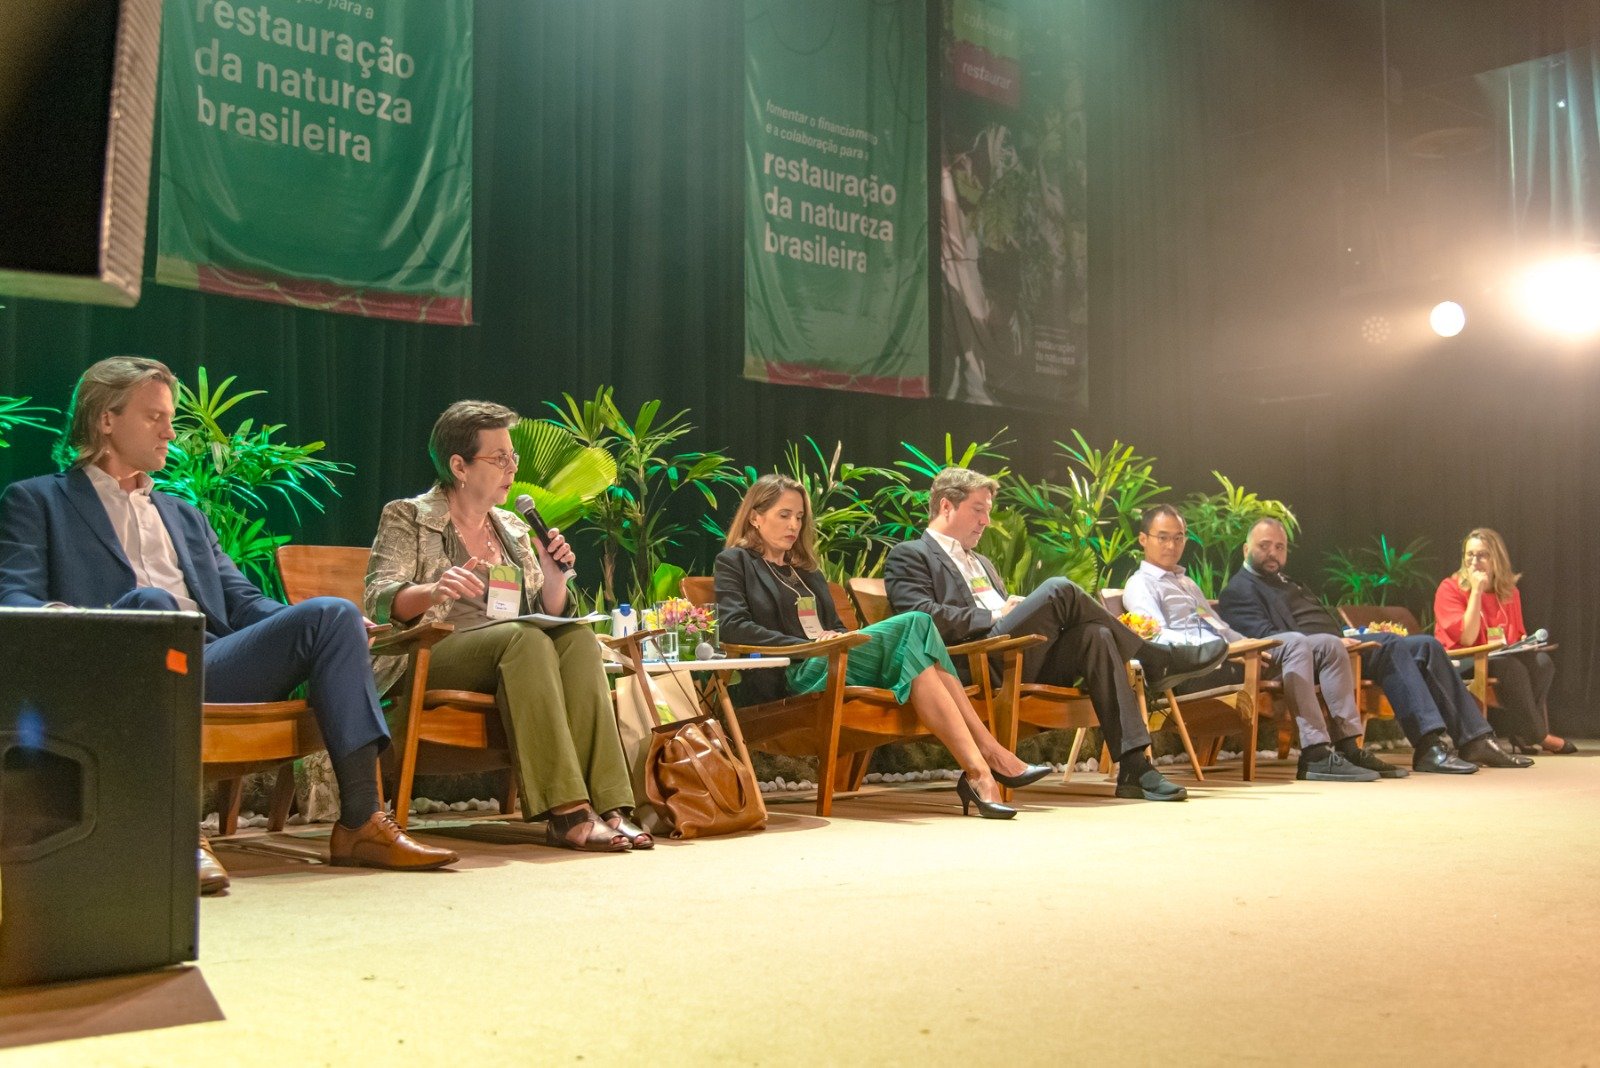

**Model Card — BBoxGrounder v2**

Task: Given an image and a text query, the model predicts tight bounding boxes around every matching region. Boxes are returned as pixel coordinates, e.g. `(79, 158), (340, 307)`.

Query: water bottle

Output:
(611, 602), (636, 637)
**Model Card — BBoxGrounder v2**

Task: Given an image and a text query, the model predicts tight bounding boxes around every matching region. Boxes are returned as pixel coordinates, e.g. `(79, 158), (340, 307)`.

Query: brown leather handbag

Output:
(644, 714), (767, 839)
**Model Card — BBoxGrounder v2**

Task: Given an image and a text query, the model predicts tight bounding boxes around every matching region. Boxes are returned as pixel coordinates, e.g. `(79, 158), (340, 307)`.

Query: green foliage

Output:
(0, 395), (56, 449)
(869, 430), (1012, 548)
(154, 368), (350, 599)
(546, 386), (739, 607)
(701, 438), (908, 583)
(1180, 473), (1299, 598)
(1055, 432), (1167, 593)
(1323, 534), (1433, 607)
(504, 417), (617, 530)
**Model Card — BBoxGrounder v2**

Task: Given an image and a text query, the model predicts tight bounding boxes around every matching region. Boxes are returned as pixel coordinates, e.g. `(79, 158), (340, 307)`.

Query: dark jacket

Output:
(713, 546), (844, 706)
(1217, 565), (1337, 639)
(883, 531), (1005, 645)
(0, 469), (282, 641)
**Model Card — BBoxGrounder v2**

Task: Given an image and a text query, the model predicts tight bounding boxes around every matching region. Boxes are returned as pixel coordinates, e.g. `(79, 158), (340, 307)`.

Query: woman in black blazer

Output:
(714, 475), (1048, 818)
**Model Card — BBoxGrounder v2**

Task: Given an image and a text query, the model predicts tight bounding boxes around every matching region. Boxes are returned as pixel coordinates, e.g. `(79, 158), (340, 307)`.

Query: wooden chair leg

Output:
(267, 764), (296, 832)
(1276, 718), (1293, 760)
(1098, 741), (1114, 782)
(1204, 736), (1223, 766)
(1162, 690), (1205, 782)
(1242, 713), (1260, 781)
(219, 778), (243, 837)
(1062, 727), (1087, 783)
(497, 770), (519, 819)
(833, 749), (871, 793)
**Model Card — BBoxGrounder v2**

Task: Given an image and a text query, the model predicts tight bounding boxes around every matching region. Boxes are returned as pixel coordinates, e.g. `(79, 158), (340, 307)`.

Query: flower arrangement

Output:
(1363, 620), (1409, 636)
(657, 597), (715, 641)
(1119, 611), (1161, 640)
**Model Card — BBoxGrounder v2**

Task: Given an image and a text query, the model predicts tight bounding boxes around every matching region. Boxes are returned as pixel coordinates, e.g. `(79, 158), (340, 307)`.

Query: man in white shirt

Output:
(1121, 504), (1404, 781)
(884, 468), (1228, 802)
(0, 357), (459, 893)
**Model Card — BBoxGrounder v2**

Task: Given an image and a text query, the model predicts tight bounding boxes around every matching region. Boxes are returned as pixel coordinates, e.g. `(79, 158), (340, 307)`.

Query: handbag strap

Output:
(665, 723), (748, 815)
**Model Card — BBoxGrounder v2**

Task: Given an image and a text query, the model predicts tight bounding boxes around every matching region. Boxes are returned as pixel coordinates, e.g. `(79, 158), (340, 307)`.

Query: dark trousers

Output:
(1360, 631), (1492, 746)
(114, 588), (390, 761)
(985, 577), (1152, 756)
(1462, 650), (1556, 744)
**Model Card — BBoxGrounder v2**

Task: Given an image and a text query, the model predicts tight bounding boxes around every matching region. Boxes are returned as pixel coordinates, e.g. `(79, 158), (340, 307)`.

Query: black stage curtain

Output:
(2, 0), (1598, 731)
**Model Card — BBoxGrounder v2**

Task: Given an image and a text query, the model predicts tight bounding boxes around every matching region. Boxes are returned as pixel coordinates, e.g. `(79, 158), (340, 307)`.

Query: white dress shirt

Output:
(1121, 558), (1241, 645)
(926, 528), (1008, 612)
(85, 464), (200, 613)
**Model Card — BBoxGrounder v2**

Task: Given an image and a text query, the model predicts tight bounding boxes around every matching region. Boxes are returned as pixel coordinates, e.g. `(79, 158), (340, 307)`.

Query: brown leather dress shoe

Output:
(328, 812), (458, 871)
(198, 836), (230, 896)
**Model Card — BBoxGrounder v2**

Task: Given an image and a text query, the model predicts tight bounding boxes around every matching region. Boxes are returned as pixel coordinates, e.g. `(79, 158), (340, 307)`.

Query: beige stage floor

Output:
(4, 750), (1599, 1066)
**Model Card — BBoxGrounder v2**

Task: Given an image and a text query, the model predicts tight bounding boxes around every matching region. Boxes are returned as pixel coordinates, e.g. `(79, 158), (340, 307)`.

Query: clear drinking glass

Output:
(657, 630), (680, 662)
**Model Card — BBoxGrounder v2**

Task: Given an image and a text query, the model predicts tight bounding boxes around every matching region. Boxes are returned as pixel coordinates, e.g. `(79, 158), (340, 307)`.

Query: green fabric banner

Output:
(939, 0), (1089, 408)
(156, 0), (472, 324)
(744, 0), (929, 397)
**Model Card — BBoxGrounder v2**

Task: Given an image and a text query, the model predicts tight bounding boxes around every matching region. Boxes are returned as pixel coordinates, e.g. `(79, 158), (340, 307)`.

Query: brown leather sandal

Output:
(602, 808), (654, 850)
(545, 808), (631, 853)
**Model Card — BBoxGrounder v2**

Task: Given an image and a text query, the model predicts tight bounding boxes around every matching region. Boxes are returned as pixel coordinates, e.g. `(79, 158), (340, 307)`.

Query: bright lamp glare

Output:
(1429, 301), (1466, 337)
(1518, 256), (1600, 338)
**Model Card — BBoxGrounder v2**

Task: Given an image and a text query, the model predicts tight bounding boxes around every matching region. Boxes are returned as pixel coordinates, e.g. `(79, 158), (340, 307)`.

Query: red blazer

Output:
(1434, 577), (1525, 649)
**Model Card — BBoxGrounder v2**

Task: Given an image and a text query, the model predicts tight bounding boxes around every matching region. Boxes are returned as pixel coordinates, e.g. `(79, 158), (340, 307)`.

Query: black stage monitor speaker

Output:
(0, 608), (203, 987)
(0, 0), (163, 307)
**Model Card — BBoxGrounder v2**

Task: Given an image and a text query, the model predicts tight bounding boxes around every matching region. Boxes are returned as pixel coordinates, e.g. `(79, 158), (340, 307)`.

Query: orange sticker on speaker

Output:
(166, 649), (189, 675)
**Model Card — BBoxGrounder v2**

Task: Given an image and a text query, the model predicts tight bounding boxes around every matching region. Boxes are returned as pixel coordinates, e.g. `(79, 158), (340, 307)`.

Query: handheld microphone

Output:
(515, 494), (576, 578)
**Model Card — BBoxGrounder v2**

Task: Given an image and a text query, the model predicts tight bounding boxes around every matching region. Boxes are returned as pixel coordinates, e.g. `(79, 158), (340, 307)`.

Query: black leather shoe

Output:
(1114, 768), (1188, 801)
(991, 762), (1052, 789)
(1460, 735), (1534, 769)
(1142, 639), (1229, 694)
(1339, 744), (1410, 778)
(1412, 739), (1478, 774)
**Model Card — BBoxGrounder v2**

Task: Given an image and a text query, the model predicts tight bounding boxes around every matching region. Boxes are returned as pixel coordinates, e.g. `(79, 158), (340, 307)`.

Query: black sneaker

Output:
(1340, 744), (1409, 779)
(1113, 767), (1188, 801)
(1297, 750), (1380, 782)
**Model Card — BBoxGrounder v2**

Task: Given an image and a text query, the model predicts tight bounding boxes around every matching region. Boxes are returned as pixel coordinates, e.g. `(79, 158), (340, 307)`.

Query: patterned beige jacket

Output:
(365, 486), (548, 696)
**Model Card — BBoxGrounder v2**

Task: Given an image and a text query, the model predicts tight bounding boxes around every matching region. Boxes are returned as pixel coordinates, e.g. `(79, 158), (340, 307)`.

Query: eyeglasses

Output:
(1464, 550), (1492, 562)
(1146, 533), (1186, 546)
(470, 451), (520, 472)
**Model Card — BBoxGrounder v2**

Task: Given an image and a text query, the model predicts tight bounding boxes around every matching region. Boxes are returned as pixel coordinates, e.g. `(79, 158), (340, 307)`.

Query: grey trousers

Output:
(1267, 631), (1362, 748)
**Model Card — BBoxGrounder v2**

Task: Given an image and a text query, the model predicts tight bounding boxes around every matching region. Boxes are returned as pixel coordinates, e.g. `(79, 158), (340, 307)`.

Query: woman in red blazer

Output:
(1434, 528), (1572, 754)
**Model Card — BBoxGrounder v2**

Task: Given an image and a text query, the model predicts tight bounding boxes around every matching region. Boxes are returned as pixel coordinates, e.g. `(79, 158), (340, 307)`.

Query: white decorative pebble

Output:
(796, 780), (814, 791)
(286, 813), (306, 825)
(450, 801), (470, 812)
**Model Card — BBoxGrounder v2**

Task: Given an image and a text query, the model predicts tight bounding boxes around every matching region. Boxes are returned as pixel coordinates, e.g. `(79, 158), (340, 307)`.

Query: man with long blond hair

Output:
(0, 357), (458, 894)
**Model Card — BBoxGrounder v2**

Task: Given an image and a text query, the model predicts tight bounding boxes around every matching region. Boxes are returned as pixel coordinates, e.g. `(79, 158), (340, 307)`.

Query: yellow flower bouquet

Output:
(1119, 611), (1161, 640)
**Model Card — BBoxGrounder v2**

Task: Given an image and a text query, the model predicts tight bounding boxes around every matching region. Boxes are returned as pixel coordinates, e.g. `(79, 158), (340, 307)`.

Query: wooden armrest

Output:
(599, 629), (665, 657)
(368, 620), (454, 656)
(1345, 639), (1379, 652)
(1451, 639), (1505, 657)
(1226, 638), (1282, 658)
(949, 632), (1046, 657)
(720, 633), (870, 658)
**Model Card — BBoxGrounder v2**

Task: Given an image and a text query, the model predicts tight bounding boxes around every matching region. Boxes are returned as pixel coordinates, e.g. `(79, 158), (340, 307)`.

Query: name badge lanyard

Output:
(765, 558), (824, 640)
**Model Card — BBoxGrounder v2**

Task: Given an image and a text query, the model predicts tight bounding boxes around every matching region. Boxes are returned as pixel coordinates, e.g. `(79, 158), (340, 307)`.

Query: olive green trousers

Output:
(424, 622), (633, 817)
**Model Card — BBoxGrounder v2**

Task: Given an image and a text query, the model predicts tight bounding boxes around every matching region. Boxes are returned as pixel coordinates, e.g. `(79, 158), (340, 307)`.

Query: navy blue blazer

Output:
(1216, 565), (1336, 639)
(884, 532), (1007, 645)
(0, 469), (283, 640)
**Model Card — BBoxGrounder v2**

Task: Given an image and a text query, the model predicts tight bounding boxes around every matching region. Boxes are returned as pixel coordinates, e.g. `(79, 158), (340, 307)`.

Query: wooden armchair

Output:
(1338, 605), (1502, 716)
(277, 543), (517, 830)
(1102, 589), (1279, 781)
(680, 575), (1024, 816)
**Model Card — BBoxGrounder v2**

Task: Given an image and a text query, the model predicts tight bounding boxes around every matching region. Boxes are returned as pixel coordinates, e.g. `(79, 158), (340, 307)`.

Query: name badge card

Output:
(969, 573), (995, 598)
(486, 564), (521, 620)
(796, 594), (823, 639)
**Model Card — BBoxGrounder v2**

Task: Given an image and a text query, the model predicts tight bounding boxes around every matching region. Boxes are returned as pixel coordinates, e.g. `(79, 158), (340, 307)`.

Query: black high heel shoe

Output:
(955, 773), (1017, 819)
(991, 762), (1052, 789)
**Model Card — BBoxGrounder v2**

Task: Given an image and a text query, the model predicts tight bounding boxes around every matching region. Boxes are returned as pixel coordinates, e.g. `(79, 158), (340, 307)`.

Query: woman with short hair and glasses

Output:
(1434, 527), (1573, 755)
(365, 400), (649, 851)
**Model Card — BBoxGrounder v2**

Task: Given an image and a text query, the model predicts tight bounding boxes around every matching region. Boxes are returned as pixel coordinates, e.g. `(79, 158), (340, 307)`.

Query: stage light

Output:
(1518, 255), (1600, 338)
(1429, 301), (1466, 337)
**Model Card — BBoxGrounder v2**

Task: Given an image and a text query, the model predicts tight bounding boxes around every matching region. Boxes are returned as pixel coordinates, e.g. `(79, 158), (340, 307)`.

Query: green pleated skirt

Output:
(785, 611), (956, 704)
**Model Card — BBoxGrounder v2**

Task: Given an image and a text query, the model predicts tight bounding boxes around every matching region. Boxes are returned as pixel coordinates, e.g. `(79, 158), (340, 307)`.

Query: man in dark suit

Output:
(884, 467), (1226, 802)
(0, 357), (458, 893)
(1217, 516), (1531, 773)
